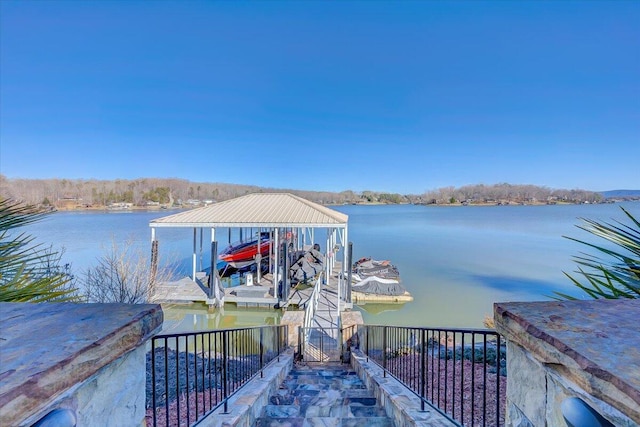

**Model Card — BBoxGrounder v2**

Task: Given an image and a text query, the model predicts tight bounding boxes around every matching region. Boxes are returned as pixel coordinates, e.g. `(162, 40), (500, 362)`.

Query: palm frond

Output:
(556, 206), (640, 300)
(0, 197), (79, 302)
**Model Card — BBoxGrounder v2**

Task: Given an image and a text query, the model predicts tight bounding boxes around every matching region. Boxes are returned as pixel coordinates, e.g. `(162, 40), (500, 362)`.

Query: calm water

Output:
(21, 202), (639, 329)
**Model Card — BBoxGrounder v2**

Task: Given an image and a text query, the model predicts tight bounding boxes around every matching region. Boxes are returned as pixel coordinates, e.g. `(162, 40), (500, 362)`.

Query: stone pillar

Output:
(494, 299), (640, 427)
(280, 311), (305, 350)
(341, 310), (364, 350)
(0, 302), (163, 427)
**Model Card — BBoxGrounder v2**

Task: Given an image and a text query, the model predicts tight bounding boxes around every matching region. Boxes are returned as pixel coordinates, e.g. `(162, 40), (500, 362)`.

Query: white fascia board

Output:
(150, 222), (346, 229)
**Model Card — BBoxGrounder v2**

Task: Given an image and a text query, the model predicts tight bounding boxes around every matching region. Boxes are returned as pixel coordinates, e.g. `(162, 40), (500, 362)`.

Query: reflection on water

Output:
(355, 302), (407, 316)
(161, 303), (282, 333)
(162, 301), (411, 332)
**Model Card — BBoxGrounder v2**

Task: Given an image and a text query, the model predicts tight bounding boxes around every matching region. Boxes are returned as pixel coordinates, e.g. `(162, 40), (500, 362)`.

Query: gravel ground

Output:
(145, 348), (262, 407)
(386, 353), (506, 426)
(146, 388), (227, 427)
(145, 348), (275, 426)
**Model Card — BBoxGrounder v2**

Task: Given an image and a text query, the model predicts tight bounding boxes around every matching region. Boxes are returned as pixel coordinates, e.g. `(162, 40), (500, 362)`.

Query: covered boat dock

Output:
(148, 193), (352, 312)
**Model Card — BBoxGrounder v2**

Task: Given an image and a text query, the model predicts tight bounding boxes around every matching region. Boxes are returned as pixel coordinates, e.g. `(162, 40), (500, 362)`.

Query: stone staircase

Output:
(255, 362), (394, 427)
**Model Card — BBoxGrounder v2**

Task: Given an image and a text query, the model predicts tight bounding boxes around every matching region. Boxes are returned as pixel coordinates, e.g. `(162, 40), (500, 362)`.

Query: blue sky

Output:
(1, 1), (638, 194)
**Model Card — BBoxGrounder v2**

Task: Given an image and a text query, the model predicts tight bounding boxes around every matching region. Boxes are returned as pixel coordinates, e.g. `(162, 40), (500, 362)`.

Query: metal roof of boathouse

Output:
(150, 193), (348, 228)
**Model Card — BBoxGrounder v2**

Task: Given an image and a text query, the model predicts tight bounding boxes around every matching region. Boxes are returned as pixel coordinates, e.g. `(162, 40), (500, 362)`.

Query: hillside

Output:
(0, 175), (617, 209)
(601, 190), (640, 199)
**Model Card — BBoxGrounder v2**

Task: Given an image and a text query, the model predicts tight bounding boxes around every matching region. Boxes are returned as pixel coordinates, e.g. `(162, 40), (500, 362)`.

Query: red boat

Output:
(219, 232), (271, 266)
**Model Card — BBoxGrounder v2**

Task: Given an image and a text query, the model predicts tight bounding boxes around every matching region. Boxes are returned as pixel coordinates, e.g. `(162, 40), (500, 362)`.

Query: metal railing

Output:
(360, 325), (506, 427)
(297, 324), (359, 363)
(301, 272), (324, 347)
(147, 325), (288, 427)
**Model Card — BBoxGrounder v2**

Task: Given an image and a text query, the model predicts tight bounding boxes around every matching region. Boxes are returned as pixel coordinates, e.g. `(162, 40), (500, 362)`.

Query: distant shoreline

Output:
(49, 199), (624, 213)
(5, 177), (636, 208)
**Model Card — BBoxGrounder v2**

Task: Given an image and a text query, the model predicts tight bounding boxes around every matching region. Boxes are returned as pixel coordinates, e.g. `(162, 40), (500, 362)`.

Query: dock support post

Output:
(192, 228), (197, 281)
(256, 228), (262, 284)
(268, 229), (273, 280)
(273, 228), (279, 282)
(347, 242), (353, 304)
(199, 228), (203, 271)
(325, 231), (330, 286)
(150, 240), (158, 286)
(283, 241), (290, 301)
(209, 241), (218, 300)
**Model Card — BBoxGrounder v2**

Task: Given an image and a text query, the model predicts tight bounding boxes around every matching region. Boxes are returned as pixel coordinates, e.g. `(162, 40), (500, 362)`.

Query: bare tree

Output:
(1, 175), (613, 207)
(82, 237), (176, 303)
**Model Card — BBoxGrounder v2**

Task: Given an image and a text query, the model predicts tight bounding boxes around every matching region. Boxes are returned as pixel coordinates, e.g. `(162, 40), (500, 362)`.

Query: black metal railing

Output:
(359, 325), (506, 427)
(146, 325), (288, 427)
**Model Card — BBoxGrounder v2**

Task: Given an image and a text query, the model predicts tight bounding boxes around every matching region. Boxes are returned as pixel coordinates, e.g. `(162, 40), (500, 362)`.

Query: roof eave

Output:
(150, 222), (347, 228)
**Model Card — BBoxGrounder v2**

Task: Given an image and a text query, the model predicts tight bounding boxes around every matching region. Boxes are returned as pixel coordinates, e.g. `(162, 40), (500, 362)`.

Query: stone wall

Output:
(495, 299), (640, 427)
(23, 345), (149, 426)
(350, 349), (457, 427)
(0, 303), (163, 427)
(280, 310), (305, 350)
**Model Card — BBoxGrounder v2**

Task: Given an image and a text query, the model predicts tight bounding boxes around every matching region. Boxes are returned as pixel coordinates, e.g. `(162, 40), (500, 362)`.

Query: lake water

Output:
(21, 202), (639, 330)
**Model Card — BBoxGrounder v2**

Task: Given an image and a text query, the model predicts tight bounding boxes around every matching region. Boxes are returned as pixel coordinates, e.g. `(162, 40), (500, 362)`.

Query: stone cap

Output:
(0, 302), (163, 426)
(494, 299), (640, 424)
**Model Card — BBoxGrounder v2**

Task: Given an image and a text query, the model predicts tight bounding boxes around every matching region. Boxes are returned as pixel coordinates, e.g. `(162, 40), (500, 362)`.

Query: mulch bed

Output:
(385, 353), (506, 426)
(145, 388), (227, 427)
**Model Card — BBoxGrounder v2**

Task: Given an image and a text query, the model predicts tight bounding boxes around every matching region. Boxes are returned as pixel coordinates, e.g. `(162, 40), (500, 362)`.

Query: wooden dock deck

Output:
(152, 272), (279, 308)
(151, 274), (210, 304)
(152, 261), (348, 309)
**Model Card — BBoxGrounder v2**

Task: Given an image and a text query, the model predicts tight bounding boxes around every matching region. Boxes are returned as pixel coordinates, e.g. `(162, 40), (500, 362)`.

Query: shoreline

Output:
(49, 199), (618, 212)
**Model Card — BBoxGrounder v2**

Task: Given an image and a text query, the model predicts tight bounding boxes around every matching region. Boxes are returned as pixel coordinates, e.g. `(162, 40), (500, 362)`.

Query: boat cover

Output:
(353, 258), (400, 280)
(290, 248), (324, 284)
(351, 276), (407, 296)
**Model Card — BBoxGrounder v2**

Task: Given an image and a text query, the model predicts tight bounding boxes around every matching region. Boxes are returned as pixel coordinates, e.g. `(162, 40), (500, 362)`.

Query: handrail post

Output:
(222, 331), (229, 413)
(365, 326), (369, 361)
(151, 339), (157, 427)
(277, 325), (281, 362)
(383, 326), (387, 377)
(421, 328), (426, 411)
(340, 327), (344, 363)
(260, 327), (264, 378)
(496, 334), (501, 426)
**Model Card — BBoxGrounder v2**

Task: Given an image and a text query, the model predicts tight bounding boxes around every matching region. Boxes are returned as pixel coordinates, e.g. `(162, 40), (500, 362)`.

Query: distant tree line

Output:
(414, 183), (605, 205)
(0, 175), (365, 208)
(0, 175), (608, 208)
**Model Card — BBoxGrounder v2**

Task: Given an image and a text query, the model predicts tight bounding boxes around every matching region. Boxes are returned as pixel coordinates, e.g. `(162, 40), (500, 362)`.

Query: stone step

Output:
(255, 362), (394, 427)
(255, 416), (394, 427)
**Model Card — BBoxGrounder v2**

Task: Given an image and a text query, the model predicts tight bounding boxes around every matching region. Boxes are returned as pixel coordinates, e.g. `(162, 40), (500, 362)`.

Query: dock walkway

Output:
(152, 261), (349, 315)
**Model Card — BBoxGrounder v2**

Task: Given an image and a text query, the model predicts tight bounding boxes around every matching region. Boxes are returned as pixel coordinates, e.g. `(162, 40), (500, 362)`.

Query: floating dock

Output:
(151, 260), (412, 310)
